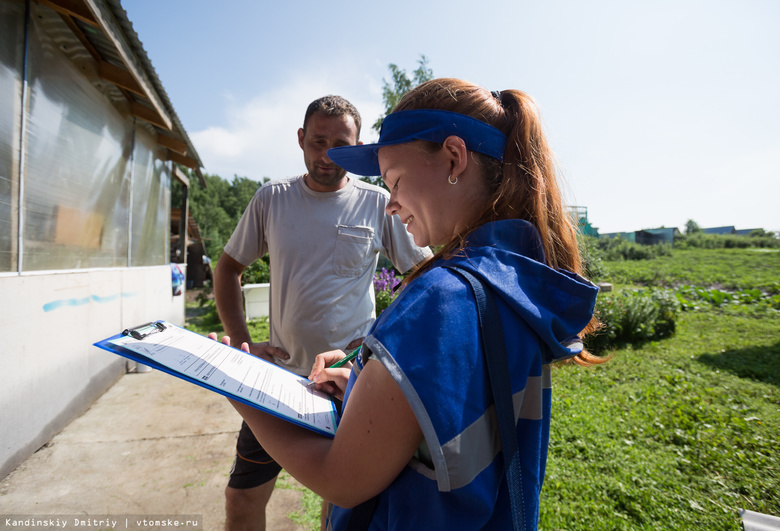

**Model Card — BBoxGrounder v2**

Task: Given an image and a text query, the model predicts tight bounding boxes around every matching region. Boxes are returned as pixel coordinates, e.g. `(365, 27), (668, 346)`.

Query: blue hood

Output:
(441, 219), (598, 361)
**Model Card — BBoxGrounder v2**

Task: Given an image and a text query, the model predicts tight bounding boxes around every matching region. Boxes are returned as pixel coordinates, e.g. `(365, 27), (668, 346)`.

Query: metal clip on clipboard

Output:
(122, 321), (167, 340)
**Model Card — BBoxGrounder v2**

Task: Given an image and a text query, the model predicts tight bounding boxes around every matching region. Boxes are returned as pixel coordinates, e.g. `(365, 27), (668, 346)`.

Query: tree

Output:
(359, 55), (434, 188)
(372, 55), (434, 134)
(177, 171), (269, 260)
(685, 219), (701, 235)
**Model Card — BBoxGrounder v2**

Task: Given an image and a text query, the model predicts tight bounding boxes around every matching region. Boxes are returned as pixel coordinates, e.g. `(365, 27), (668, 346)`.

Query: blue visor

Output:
(327, 109), (508, 177)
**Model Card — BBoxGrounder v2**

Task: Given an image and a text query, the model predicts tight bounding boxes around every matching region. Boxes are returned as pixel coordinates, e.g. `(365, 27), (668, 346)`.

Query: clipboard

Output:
(94, 321), (338, 438)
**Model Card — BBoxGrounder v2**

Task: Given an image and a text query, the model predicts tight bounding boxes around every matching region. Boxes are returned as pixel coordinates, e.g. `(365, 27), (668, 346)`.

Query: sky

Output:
(123, 0), (779, 234)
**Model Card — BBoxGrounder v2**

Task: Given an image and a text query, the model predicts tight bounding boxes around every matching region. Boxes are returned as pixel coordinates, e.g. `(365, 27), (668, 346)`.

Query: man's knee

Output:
(225, 481), (276, 515)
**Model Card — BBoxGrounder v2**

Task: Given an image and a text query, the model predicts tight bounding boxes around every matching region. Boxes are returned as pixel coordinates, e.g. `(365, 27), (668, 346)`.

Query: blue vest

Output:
(330, 220), (597, 530)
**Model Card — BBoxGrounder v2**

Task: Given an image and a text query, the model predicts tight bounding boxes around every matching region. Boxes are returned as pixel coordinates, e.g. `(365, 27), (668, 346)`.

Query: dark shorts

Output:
(227, 421), (283, 489)
(228, 398), (342, 490)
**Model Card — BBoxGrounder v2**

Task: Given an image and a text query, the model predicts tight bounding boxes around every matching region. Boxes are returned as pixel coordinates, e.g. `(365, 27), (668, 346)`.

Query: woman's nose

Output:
(385, 196), (399, 216)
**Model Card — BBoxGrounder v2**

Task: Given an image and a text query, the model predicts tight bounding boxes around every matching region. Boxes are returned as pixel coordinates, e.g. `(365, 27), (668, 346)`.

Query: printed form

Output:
(101, 322), (337, 437)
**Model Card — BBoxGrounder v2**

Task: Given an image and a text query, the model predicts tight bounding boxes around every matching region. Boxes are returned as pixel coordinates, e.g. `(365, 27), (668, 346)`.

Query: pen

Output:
(330, 346), (361, 368)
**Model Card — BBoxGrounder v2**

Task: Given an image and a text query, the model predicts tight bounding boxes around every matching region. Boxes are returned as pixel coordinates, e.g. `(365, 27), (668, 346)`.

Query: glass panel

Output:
(0, 0), (25, 272)
(130, 127), (170, 266)
(22, 8), (131, 271)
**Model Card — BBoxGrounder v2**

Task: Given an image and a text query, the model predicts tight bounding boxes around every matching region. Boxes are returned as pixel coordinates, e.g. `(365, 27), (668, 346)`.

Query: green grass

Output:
(275, 471), (323, 529)
(603, 248), (780, 291)
(184, 300), (269, 341)
(542, 306), (779, 530)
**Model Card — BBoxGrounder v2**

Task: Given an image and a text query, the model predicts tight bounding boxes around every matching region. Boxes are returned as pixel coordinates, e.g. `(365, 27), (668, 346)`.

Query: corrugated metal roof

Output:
(35, 0), (206, 186)
(103, 0), (203, 168)
(702, 226), (736, 235)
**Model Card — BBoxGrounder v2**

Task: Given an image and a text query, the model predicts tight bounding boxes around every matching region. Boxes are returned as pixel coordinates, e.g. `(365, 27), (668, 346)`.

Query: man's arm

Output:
(213, 252), (289, 363)
(214, 253), (252, 344)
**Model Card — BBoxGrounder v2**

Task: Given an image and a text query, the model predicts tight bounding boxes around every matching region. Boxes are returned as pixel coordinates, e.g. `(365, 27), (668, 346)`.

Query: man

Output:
(213, 95), (432, 530)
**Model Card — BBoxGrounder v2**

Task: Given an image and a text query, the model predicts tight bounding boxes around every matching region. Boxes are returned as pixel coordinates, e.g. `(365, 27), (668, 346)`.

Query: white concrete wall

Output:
(0, 266), (185, 478)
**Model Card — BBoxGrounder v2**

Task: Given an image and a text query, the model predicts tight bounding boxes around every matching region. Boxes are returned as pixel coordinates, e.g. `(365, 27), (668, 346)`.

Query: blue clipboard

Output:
(94, 320), (338, 438)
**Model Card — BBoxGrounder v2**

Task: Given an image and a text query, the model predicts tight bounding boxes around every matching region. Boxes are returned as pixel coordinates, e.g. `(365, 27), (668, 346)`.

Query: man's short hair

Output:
(303, 95), (362, 140)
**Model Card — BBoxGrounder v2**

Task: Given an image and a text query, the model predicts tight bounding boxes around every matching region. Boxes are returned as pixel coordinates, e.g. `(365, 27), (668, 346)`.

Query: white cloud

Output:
(190, 69), (384, 182)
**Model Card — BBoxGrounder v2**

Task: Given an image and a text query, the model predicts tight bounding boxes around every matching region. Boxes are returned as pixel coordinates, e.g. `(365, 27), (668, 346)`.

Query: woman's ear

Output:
(442, 135), (469, 178)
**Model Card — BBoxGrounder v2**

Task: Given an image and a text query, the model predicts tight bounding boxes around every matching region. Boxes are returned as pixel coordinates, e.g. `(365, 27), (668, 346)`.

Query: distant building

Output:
(702, 226), (736, 235)
(600, 227), (682, 245)
(568, 206), (600, 237)
(734, 229), (763, 237)
(643, 227), (682, 245)
(171, 208), (211, 288)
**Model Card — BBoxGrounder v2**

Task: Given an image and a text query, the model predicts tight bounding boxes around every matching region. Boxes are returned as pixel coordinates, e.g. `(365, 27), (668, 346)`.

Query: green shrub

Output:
(579, 235), (606, 282)
(588, 288), (680, 352)
(676, 232), (780, 249)
(596, 236), (672, 261)
(242, 255), (271, 284)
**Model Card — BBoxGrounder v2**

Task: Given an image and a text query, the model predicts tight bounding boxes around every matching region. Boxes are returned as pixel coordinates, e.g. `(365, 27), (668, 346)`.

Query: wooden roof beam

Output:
(167, 150), (198, 170)
(98, 61), (144, 96)
(129, 101), (169, 130)
(37, 0), (98, 26)
(157, 134), (188, 156)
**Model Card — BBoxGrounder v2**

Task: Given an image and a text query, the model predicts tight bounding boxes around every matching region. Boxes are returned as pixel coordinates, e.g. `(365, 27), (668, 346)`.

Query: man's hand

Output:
(345, 337), (364, 351)
(207, 334), (289, 364)
(247, 341), (290, 364)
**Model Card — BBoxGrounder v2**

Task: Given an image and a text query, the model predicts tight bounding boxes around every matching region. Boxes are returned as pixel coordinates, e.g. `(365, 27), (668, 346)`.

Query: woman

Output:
(226, 78), (602, 530)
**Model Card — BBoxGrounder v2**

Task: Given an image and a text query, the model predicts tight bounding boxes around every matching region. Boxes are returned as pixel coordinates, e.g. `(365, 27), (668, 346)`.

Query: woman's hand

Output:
(308, 350), (352, 400)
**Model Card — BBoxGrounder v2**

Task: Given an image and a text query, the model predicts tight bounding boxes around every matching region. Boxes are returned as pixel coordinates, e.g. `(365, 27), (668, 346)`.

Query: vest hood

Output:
(442, 219), (598, 361)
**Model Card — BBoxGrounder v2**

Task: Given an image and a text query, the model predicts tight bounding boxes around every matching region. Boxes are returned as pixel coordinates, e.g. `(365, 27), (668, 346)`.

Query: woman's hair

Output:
(396, 78), (603, 365)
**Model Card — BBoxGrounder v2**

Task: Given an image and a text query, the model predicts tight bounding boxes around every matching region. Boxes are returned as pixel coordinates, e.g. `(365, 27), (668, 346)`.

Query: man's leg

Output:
(225, 421), (283, 531)
(225, 479), (276, 531)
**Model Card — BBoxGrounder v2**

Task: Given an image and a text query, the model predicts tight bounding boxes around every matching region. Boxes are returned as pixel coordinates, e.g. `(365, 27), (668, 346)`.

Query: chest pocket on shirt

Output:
(333, 225), (374, 277)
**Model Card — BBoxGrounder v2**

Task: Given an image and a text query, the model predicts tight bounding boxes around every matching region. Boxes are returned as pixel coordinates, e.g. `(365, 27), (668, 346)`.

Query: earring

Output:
(448, 174), (458, 185)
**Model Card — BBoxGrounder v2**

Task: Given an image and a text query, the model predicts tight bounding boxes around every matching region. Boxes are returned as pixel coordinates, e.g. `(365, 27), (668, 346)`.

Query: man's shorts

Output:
(227, 421), (283, 489)
(228, 398), (342, 489)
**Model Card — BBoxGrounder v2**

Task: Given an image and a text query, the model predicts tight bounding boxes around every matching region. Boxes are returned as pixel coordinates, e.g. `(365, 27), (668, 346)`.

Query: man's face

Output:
(298, 112), (360, 192)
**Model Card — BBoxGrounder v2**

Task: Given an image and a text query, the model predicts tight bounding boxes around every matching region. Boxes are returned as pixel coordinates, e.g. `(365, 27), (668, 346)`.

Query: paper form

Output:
(96, 321), (337, 437)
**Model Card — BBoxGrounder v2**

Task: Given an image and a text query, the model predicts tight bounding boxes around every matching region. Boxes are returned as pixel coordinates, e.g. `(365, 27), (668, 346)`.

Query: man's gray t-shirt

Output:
(224, 175), (431, 375)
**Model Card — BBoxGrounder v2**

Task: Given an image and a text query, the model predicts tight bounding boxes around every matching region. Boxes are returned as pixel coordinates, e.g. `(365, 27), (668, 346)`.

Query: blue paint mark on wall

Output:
(43, 292), (139, 312)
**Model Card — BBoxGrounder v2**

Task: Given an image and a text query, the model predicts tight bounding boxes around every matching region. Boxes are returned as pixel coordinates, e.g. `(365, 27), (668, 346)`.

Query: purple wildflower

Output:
(374, 268), (402, 314)
(374, 268), (401, 293)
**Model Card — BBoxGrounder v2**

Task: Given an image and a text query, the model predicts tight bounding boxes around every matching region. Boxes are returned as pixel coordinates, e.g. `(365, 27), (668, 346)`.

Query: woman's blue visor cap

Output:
(327, 109), (508, 177)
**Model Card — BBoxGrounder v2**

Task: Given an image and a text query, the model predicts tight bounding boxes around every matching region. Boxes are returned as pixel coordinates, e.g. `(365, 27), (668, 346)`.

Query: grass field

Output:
(186, 247), (780, 530)
(602, 247), (779, 291)
(541, 305), (779, 530)
(541, 247), (779, 530)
